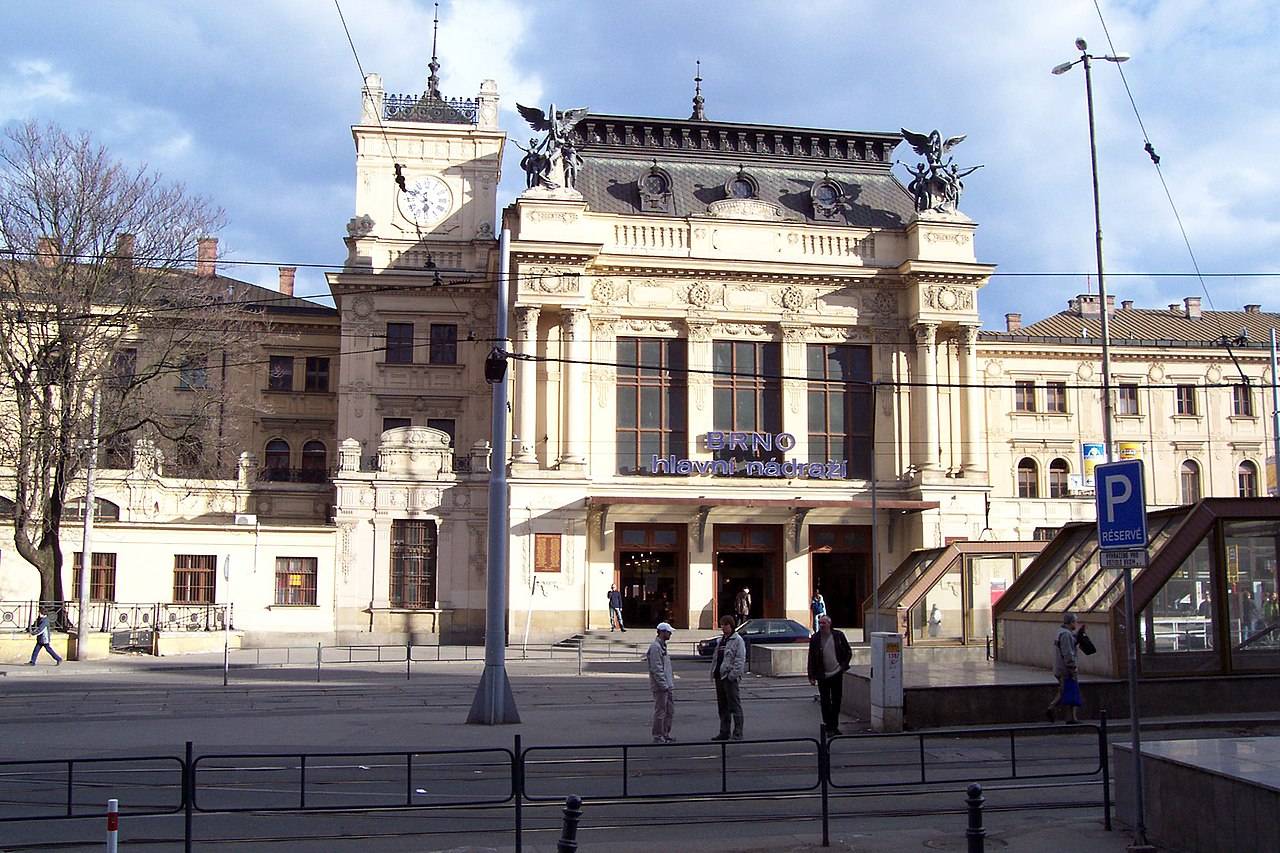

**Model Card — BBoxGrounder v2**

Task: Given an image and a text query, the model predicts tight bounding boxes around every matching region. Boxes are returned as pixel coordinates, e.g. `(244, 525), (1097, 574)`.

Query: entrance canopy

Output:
(865, 541), (1046, 645)
(586, 495), (940, 549)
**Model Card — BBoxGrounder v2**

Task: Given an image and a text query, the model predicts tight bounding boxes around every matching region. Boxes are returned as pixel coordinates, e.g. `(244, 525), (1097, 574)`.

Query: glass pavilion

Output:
(993, 498), (1280, 677)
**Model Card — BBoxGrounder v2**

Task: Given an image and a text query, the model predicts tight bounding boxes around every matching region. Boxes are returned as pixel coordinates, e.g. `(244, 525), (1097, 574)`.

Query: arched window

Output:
(1048, 458), (1070, 498)
(1238, 461), (1259, 498)
(0, 496), (15, 518)
(264, 439), (290, 481)
(1180, 460), (1201, 505)
(1017, 458), (1039, 499)
(301, 440), (328, 483)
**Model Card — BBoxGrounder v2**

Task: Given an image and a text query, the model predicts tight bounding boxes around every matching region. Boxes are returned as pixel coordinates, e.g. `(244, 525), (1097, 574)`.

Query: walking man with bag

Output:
(607, 584), (626, 632)
(807, 616), (851, 735)
(711, 615), (746, 741)
(1046, 612), (1082, 723)
(27, 610), (62, 666)
(647, 622), (676, 743)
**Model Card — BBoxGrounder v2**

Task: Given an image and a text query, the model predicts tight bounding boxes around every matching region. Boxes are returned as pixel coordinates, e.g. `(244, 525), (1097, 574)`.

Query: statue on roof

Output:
(516, 102), (590, 190)
(898, 128), (983, 214)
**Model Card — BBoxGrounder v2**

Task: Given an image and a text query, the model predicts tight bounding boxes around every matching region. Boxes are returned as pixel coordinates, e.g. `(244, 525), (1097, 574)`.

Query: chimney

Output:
(1005, 313), (1022, 333)
(113, 233), (135, 272)
(1121, 300), (1134, 310)
(196, 237), (218, 277)
(1184, 296), (1201, 319)
(278, 266), (296, 297)
(1169, 303), (1181, 313)
(1245, 304), (1261, 314)
(35, 236), (61, 267)
(1077, 294), (1101, 316)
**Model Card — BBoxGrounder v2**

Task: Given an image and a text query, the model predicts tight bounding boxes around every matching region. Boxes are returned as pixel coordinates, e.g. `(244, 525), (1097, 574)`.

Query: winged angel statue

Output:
(515, 102), (590, 191)
(898, 128), (983, 214)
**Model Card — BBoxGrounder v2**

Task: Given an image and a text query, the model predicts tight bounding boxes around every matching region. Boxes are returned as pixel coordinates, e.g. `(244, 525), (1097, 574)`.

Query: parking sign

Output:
(1094, 459), (1148, 551)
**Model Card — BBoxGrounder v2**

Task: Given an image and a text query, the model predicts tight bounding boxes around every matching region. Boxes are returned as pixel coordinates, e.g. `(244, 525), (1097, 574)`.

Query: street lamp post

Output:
(1054, 39), (1153, 852)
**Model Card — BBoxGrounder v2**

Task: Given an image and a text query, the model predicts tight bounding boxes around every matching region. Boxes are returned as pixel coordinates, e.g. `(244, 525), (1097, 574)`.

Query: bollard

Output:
(966, 782), (985, 853)
(556, 794), (583, 852)
(577, 637), (583, 676)
(316, 641), (322, 682)
(106, 798), (119, 853)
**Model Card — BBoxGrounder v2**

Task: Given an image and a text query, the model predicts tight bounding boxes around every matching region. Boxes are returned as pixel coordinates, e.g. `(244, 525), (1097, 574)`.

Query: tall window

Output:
(274, 557), (318, 606)
(175, 432), (204, 474)
(179, 353), (207, 390)
(102, 432), (133, 469)
(1238, 461), (1259, 498)
(264, 439), (290, 478)
(110, 348), (137, 390)
(429, 324), (458, 364)
(305, 356), (330, 392)
(301, 440), (327, 482)
(1017, 457), (1039, 498)
(1175, 384), (1197, 416)
(268, 355), (293, 391)
(390, 519), (437, 608)
(382, 417), (411, 433)
(1116, 383), (1140, 415)
(1045, 381), (1067, 413)
(1048, 458), (1070, 498)
(712, 340), (781, 465)
(1014, 380), (1036, 412)
(1232, 385), (1254, 417)
(617, 337), (688, 474)
(806, 344), (872, 479)
(1180, 460), (1202, 504)
(72, 552), (117, 602)
(385, 323), (414, 364)
(173, 554), (217, 603)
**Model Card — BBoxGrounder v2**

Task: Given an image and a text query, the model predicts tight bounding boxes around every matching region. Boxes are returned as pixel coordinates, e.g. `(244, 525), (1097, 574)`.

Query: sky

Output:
(3, 0), (1279, 329)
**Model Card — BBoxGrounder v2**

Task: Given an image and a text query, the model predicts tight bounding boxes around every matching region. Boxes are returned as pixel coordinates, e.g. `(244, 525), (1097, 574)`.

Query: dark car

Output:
(697, 618), (812, 657)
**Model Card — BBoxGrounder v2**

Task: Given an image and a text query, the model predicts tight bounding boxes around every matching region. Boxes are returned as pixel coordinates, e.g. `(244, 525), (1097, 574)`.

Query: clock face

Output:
(403, 175), (452, 225)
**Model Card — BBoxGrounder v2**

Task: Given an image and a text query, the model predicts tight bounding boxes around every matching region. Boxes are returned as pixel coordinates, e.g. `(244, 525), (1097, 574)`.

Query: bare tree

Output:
(0, 121), (261, 606)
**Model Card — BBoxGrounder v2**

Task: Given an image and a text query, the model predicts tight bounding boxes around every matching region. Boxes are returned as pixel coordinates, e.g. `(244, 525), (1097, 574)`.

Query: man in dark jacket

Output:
(807, 615), (851, 735)
(607, 585), (625, 632)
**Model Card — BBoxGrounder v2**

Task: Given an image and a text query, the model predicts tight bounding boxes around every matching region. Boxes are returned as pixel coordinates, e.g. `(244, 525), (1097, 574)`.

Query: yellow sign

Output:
(1118, 442), (1142, 460)
(1226, 545), (1240, 584)
(288, 574), (304, 587)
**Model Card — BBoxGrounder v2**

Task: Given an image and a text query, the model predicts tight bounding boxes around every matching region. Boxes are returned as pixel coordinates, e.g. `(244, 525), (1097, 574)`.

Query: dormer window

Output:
(637, 162), (674, 214)
(810, 175), (844, 222)
(724, 167), (758, 200)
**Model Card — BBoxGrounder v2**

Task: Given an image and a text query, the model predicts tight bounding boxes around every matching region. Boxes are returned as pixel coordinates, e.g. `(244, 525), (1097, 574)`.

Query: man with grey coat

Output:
(711, 614), (746, 740)
(647, 622), (676, 743)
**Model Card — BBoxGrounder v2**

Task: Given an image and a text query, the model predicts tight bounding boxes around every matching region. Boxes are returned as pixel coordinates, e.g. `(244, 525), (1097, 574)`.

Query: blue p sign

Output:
(1095, 459), (1148, 550)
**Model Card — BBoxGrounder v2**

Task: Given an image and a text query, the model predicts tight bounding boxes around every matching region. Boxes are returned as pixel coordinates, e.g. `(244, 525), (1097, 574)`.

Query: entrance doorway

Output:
(714, 525), (784, 622)
(810, 525), (871, 628)
(615, 523), (687, 629)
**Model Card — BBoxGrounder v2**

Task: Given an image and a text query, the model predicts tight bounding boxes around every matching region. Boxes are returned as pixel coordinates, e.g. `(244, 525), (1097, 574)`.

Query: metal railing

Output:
(0, 719), (1112, 851)
(0, 601), (231, 635)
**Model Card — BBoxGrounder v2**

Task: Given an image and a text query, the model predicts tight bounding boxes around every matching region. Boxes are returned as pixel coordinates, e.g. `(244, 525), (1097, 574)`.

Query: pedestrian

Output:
(928, 603), (942, 638)
(607, 584), (626, 632)
(711, 615), (746, 741)
(807, 615), (851, 736)
(734, 587), (751, 626)
(810, 591), (826, 632)
(1046, 612), (1082, 724)
(647, 622), (676, 743)
(27, 610), (62, 666)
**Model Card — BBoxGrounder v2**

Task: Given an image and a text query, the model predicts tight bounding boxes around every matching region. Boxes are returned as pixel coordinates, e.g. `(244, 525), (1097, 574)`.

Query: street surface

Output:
(1, 651), (1271, 851)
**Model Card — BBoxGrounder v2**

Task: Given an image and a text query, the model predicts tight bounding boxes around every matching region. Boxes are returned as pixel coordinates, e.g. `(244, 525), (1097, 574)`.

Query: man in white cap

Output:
(647, 622), (676, 743)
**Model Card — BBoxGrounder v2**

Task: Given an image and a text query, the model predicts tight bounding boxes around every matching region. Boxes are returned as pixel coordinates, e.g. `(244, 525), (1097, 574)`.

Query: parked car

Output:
(696, 618), (812, 657)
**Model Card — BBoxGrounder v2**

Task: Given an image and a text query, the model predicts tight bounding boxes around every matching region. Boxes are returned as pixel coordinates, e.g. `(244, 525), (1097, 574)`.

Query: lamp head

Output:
(1075, 37), (1088, 51)
(1109, 52), (1131, 63)
(1051, 61), (1075, 76)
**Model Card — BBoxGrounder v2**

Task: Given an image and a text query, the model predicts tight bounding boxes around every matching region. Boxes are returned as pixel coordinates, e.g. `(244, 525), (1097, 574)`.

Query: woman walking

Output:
(1045, 612), (1081, 723)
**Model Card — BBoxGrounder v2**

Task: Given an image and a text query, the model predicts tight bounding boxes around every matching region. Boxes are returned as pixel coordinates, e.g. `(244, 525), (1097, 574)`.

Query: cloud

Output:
(0, 59), (76, 121)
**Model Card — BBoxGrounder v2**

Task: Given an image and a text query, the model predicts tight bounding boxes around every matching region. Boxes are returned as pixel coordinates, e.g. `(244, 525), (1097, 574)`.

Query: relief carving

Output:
(591, 278), (616, 303)
(713, 322), (771, 339)
(686, 280), (713, 308)
(528, 210), (580, 224)
(861, 291), (897, 317)
(776, 285), (809, 312)
(924, 285), (974, 312)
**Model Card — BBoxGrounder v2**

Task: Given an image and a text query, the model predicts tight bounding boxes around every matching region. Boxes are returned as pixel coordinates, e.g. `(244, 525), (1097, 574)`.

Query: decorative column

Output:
(559, 308), (588, 468)
(685, 320), (715, 460)
(780, 322), (809, 461)
(914, 322), (941, 474)
(958, 324), (985, 474)
(513, 306), (540, 466)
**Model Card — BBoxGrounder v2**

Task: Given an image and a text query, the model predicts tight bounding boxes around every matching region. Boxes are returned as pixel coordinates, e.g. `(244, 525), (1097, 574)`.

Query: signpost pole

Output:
(1095, 459), (1151, 850)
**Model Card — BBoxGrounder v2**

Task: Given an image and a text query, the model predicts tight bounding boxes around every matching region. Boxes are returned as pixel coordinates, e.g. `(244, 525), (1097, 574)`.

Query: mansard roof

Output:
(569, 114), (915, 227)
(983, 300), (1277, 348)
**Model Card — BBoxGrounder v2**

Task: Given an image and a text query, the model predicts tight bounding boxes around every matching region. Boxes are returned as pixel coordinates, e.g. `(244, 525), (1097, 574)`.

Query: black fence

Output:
(0, 717), (1111, 851)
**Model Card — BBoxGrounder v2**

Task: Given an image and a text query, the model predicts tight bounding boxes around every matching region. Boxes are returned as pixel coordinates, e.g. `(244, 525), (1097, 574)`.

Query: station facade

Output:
(2, 64), (1277, 646)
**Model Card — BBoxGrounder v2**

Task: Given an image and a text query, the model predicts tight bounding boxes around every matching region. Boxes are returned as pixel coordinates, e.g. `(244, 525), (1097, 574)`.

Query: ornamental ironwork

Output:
(383, 92), (478, 125)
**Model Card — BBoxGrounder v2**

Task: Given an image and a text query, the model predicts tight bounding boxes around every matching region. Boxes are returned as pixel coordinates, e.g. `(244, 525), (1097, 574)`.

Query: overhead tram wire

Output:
(1091, 0), (1250, 386)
